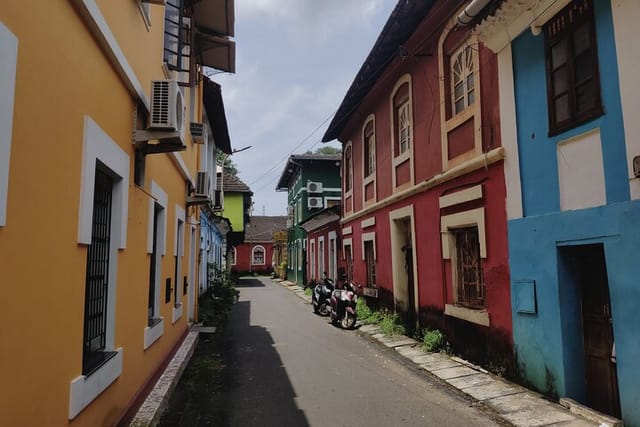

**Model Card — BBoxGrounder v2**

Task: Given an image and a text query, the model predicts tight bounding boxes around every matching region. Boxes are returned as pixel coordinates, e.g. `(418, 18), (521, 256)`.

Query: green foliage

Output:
(199, 266), (239, 326)
(355, 298), (373, 321)
(304, 146), (341, 155)
(421, 329), (450, 354)
(378, 311), (406, 336)
(216, 151), (239, 176)
(304, 287), (312, 296)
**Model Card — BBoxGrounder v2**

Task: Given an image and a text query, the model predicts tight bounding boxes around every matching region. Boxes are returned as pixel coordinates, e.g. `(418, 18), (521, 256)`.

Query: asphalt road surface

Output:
(219, 277), (502, 427)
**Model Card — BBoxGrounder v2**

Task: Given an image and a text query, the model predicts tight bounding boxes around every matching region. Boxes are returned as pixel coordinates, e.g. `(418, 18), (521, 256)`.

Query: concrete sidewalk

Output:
(274, 278), (622, 427)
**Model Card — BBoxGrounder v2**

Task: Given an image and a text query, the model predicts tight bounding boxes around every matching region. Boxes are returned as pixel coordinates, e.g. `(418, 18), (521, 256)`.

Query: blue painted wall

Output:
(512, 0), (628, 217)
(509, 1), (639, 424)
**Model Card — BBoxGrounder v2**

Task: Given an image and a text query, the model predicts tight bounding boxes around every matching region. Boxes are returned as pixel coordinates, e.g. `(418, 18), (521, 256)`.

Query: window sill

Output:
(444, 304), (489, 327)
(144, 317), (164, 350)
(69, 348), (123, 419)
(172, 303), (183, 324)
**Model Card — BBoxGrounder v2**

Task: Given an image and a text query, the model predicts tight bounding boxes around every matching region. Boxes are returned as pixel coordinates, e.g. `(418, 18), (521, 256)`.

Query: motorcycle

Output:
(311, 273), (334, 316)
(329, 280), (359, 329)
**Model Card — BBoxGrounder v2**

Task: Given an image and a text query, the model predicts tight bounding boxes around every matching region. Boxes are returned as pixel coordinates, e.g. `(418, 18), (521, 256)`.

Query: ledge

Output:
(444, 304), (490, 327)
(144, 318), (164, 350)
(172, 304), (183, 324)
(69, 348), (123, 419)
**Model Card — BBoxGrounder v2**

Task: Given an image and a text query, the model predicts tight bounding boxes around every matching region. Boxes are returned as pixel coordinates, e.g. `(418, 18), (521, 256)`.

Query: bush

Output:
(421, 329), (450, 353)
(378, 310), (406, 336)
(304, 287), (312, 296)
(356, 298), (373, 322)
(199, 268), (239, 326)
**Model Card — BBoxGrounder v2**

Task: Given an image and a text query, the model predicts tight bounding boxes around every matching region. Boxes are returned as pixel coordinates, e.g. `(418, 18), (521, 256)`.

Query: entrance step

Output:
(559, 398), (623, 427)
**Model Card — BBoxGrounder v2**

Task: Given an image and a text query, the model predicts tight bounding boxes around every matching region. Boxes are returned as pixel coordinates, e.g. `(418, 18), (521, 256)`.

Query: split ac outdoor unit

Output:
(190, 122), (207, 144)
(308, 197), (323, 209)
(307, 181), (323, 193)
(195, 171), (210, 197)
(135, 80), (186, 149)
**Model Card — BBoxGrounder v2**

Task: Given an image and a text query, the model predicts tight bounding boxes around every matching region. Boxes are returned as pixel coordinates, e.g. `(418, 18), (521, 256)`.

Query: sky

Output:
(212, 0), (397, 217)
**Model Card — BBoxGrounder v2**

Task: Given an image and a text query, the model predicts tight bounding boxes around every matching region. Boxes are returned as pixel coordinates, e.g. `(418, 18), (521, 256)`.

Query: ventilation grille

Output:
(151, 80), (170, 127)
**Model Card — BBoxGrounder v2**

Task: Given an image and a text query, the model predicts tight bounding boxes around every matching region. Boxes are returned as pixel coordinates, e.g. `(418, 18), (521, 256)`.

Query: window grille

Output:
(82, 168), (113, 375)
(252, 247), (265, 264)
(148, 203), (160, 322)
(163, 0), (191, 85)
(451, 44), (475, 115)
(454, 227), (484, 308)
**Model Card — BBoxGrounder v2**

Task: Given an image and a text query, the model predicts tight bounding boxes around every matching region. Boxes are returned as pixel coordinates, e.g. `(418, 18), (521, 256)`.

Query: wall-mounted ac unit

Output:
(308, 197), (323, 209)
(190, 122), (207, 144)
(195, 171), (210, 197)
(134, 80), (186, 149)
(307, 181), (323, 193)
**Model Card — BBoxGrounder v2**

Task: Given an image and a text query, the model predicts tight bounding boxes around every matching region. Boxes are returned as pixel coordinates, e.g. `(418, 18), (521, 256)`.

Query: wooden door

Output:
(579, 245), (621, 418)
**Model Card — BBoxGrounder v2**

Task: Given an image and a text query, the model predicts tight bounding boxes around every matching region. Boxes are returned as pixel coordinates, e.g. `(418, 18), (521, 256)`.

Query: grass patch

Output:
(356, 299), (405, 336)
(304, 287), (312, 296)
(421, 328), (450, 353)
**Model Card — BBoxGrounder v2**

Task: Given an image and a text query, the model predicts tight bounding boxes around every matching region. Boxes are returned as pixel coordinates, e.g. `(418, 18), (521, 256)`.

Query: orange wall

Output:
(0, 2), (202, 425)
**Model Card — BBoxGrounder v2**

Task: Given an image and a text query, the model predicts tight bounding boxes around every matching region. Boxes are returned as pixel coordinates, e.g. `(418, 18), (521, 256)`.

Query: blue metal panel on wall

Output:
(508, 201), (640, 424)
(512, 0), (629, 218)
(514, 280), (536, 314)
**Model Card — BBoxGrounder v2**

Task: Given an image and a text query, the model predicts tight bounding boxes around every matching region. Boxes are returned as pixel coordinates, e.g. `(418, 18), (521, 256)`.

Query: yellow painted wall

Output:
(0, 1), (204, 425)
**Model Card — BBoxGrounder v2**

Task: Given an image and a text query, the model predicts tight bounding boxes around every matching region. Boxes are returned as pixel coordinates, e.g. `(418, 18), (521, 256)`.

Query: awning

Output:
(203, 78), (232, 154)
(192, 0), (236, 73)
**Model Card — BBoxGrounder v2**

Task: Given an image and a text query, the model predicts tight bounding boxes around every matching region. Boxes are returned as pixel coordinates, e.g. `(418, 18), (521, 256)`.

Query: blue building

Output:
(473, 0), (640, 424)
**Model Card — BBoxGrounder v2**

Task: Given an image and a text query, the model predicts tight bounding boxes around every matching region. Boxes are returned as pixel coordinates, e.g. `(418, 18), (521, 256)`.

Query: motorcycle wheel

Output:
(312, 302), (319, 314)
(318, 302), (329, 316)
(341, 312), (356, 329)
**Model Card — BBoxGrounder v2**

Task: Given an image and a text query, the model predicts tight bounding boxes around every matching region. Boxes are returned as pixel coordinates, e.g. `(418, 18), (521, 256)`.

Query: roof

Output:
(203, 78), (232, 154)
(217, 170), (252, 193)
(244, 216), (288, 242)
(275, 154), (342, 191)
(298, 205), (341, 233)
(322, 0), (436, 142)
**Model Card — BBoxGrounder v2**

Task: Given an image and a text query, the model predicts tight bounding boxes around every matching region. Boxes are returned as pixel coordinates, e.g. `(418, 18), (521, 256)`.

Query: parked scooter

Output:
(311, 272), (334, 316)
(329, 279), (358, 329)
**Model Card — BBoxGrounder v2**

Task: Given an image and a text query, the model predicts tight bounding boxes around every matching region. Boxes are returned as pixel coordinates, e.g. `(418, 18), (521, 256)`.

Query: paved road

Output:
(219, 277), (503, 427)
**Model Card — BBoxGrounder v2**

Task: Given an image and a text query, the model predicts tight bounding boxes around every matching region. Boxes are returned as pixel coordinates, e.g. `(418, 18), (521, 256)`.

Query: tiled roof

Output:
(217, 170), (252, 193)
(322, 0), (436, 142)
(245, 216), (288, 242)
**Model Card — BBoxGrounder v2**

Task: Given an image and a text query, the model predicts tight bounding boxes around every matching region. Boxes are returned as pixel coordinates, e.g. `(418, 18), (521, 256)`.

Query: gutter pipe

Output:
(457, 0), (492, 26)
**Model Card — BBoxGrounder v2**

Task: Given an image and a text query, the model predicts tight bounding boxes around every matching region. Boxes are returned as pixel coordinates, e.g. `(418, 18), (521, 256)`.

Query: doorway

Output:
(559, 244), (620, 418)
(389, 206), (417, 331)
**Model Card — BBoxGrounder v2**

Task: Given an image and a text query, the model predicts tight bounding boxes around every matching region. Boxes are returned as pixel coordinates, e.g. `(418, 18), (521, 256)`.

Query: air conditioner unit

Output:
(308, 197), (323, 209)
(307, 181), (323, 193)
(190, 122), (207, 144)
(195, 171), (210, 197)
(135, 80), (186, 149)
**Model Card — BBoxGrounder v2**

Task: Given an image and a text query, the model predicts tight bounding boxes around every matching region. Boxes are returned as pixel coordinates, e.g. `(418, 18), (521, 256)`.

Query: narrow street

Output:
(214, 277), (503, 427)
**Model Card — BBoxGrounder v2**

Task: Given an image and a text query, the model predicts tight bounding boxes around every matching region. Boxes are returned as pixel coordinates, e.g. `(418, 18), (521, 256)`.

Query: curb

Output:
(272, 278), (620, 427)
(129, 330), (199, 427)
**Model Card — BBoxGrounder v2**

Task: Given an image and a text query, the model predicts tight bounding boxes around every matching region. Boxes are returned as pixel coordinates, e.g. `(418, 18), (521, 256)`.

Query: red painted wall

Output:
(233, 242), (275, 274)
(336, 5), (512, 370)
(306, 221), (343, 285)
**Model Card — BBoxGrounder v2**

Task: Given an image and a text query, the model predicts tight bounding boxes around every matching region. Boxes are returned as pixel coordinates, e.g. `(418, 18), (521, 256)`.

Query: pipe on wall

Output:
(457, 0), (492, 26)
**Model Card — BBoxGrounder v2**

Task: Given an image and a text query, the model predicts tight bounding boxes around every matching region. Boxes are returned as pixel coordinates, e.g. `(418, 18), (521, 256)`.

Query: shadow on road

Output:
(222, 299), (309, 427)
(235, 277), (266, 288)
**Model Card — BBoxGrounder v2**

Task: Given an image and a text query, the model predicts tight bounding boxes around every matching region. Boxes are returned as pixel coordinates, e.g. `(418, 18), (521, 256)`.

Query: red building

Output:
(299, 205), (343, 285)
(231, 216), (287, 275)
(322, 1), (513, 370)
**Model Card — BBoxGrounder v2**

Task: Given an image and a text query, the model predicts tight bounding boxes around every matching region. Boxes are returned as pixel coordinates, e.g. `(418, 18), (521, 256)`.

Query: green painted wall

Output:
(224, 193), (245, 232)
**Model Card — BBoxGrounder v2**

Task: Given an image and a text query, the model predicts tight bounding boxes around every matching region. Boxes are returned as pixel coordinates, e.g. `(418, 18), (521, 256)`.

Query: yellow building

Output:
(0, 0), (234, 425)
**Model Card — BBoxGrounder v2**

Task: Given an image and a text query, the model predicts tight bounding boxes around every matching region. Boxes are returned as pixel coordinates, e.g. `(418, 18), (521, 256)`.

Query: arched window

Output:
(252, 245), (265, 265)
(344, 143), (353, 192)
(229, 247), (237, 266)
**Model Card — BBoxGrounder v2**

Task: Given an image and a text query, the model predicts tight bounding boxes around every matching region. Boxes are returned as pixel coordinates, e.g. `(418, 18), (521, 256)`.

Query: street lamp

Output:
(219, 145), (252, 210)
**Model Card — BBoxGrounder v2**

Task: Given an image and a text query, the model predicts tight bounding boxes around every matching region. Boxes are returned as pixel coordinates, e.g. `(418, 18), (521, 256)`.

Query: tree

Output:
(217, 151), (239, 176)
(304, 146), (341, 155)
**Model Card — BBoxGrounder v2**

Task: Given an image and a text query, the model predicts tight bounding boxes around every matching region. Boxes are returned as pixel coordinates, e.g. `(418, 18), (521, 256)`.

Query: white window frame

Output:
(328, 231), (337, 282)
(145, 181), (167, 350)
(137, 0), (152, 30)
(71, 116), (129, 420)
(298, 239), (303, 271)
(172, 205), (185, 323)
(0, 22), (17, 227)
(318, 236), (325, 276)
(309, 239), (316, 281)
(389, 74), (414, 191)
(230, 246), (237, 266)
(440, 207), (489, 326)
(450, 43), (475, 115)
(252, 245), (266, 265)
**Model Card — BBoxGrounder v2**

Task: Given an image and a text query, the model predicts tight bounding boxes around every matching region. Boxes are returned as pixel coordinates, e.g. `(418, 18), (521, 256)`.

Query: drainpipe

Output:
(457, 0), (493, 26)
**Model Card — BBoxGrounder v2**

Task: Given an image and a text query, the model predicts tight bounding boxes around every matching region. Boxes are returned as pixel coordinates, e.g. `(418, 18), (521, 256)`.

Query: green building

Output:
(276, 154), (341, 286)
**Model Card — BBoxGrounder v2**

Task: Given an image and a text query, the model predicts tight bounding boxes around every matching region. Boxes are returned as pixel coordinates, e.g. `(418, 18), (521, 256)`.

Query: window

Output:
(0, 22), (17, 227)
(328, 232), (337, 281)
(148, 203), (161, 322)
(451, 44), (475, 115)
(298, 239), (303, 271)
(174, 208), (185, 308)
(252, 245), (265, 265)
(364, 240), (376, 287)
(393, 82), (411, 157)
(163, 0), (191, 84)
(82, 168), (117, 376)
(229, 247), (237, 265)
(544, 0), (602, 135)
(309, 239), (316, 280)
(318, 237), (325, 276)
(345, 145), (353, 192)
(453, 227), (484, 308)
(363, 119), (376, 177)
(326, 198), (341, 208)
(344, 243), (353, 282)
